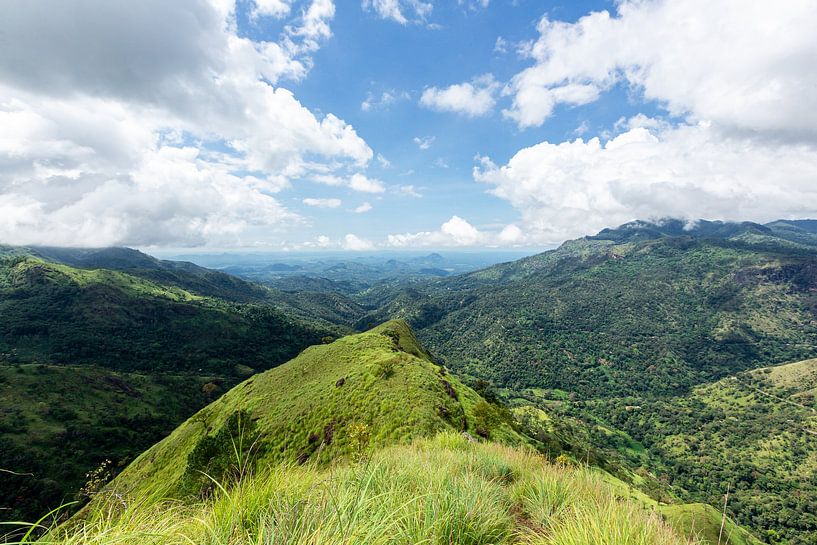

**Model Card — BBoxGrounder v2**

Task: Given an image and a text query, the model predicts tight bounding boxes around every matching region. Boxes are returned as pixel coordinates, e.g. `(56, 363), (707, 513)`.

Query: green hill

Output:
(20, 245), (367, 328)
(94, 320), (525, 502)
(0, 252), (339, 523)
(18, 322), (757, 545)
(31, 436), (725, 545)
(0, 255), (335, 373)
(0, 365), (221, 523)
(600, 358), (817, 544)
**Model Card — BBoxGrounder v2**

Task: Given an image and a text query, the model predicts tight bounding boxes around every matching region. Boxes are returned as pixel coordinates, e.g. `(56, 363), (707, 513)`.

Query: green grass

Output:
(92, 321), (525, 503)
(658, 504), (762, 545)
(8, 434), (703, 545)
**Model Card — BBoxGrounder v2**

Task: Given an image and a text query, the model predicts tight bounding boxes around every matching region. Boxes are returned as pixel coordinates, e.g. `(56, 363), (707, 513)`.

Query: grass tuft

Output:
(11, 433), (701, 545)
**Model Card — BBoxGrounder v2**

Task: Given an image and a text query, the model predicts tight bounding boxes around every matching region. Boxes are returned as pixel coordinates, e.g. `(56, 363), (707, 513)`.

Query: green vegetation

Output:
(5, 221), (815, 543)
(353, 220), (817, 543)
(659, 503), (761, 545)
(0, 250), (339, 523)
(8, 323), (756, 544)
(0, 255), (335, 374)
(594, 358), (817, 544)
(363, 234), (817, 398)
(0, 364), (226, 522)
(94, 321), (524, 502)
(10, 435), (711, 545)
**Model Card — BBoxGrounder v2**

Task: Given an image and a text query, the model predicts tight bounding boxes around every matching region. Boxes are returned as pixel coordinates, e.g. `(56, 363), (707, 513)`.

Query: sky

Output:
(1, 0), (816, 252)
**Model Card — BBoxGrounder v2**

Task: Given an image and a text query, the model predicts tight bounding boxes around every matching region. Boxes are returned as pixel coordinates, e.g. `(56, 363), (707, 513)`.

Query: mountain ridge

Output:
(60, 321), (759, 545)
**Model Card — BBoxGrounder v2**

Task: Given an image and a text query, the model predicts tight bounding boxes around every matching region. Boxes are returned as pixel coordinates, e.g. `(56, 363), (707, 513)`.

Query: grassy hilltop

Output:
(8, 322), (760, 545)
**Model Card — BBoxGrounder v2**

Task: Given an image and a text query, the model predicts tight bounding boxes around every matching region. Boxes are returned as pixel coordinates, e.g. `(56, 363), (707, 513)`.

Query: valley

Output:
(3, 218), (817, 544)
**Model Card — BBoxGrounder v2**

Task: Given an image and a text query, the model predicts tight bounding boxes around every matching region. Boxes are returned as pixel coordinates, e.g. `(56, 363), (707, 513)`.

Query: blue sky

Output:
(0, 0), (815, 251)
(249, 0), (656, 247)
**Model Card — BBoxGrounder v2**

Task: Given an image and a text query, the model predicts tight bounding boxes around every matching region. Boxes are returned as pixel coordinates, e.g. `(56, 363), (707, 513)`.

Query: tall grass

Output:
(7, 433), (700, 545)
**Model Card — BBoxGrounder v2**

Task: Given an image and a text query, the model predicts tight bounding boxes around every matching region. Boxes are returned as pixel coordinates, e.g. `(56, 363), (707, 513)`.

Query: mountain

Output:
(354, 218), (817, 543)
(0, 255), (334, 373)
(360, 219), (817, 398)
(47, 322), (757, 545)
(196, 250), (530, 298)
(27, 246), (272, 303)
(94, 320), (525, 501)
(21, 245), (367, 327)
(0, 250), (339, 522)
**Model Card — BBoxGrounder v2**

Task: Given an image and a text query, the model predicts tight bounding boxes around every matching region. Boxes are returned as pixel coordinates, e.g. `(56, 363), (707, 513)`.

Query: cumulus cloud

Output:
(313, 173), (385, 193)
(354, 202), (373, 213)
(0, 0), (371, 247)
(474, 118), (817, 244)
(362, 0), (432, 25)
(303, 197), (341, 208)
(343, 233), (375, 250)
(252, 0), (292, 19)
(386, 216), (536, 248)
(420, 74), (499, 117)
(348, 173), (386, 193)
(504, 0), (817, 138)
(472, 0), (817, 247)
(388, 216), (484, 247)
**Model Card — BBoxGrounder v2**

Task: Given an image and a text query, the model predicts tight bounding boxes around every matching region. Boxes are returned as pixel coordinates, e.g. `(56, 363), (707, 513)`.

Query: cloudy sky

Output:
(1, 0), (816, 251)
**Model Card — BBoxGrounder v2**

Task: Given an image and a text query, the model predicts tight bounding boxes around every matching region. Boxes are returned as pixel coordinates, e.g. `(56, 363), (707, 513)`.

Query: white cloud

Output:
(494, 37), (508, 54)
(396, 185), (422, 198)
(474, 119), (817, 244)
(343, 233), (375, 250)
(361, 89), (409, 112)
(303, 197), (341, 208)
(504, 0), (817, 139)
(354, 202), (373, 213)
(362, 0), (432, 25)
(497, 224), (524, 245)
(420, 74), (499, 117)
(413, 136), (435, 150)
(0, 0), (372, 247)
(459, 0), (490, 10)
(312, 173), (384, 193)
(475, 0), (817, 247)
(352, 173), (387, 193)
(0, 144), (302, 247)
(385, 216), (536, 248)
(283, 0), (335, 56)
(252, 0), (292, 18)
(388, 216), (484, 247)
